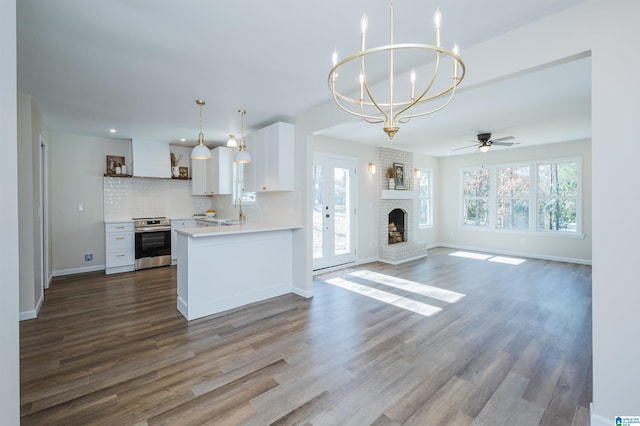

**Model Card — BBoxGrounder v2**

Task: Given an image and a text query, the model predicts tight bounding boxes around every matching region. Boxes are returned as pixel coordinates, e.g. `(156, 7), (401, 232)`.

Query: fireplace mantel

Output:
(380, 190), (417, 200)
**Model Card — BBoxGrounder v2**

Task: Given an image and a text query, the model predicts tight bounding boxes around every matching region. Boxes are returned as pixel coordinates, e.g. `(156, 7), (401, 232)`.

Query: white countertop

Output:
(176, 222), (301, 238)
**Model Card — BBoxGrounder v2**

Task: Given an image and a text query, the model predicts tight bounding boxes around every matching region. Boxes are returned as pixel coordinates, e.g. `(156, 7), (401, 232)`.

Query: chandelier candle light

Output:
(328, 1), (465, 139)
(190, 99), (212, 160)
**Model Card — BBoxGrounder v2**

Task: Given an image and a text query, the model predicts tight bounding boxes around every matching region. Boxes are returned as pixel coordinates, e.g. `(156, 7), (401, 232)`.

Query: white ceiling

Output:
(16, 0), (590, 157)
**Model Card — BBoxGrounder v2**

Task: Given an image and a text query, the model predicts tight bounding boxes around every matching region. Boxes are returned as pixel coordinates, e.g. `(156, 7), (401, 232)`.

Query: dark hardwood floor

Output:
(20, 247), (592, 425)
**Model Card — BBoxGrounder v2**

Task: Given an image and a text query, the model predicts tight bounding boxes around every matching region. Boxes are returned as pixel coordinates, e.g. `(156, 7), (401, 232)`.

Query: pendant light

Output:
(233, 109), (252, 164)
(226, 134), (238, 147)
(190, 99), (212, 160)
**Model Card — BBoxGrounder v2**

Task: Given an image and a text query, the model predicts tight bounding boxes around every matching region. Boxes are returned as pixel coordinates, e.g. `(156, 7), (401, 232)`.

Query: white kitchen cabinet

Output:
(171, 219), (196, 263)
(191, 147), (233, 195)
(244, 122), (294, 192)
(191, 155), (213, 195)
(105, 222), (134, 274)
(210, 147), (233, 195)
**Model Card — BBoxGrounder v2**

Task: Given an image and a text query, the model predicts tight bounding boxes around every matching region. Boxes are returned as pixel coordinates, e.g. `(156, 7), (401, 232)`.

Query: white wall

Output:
(0, 0), (21, 421)
(438, 139), (592, 263)
(313, 135), (379, 263)
(50, 132), (131, 274)
(17, 94), (49, 318)
(413, 153), (440, 246)
(590, 1), (640, 422)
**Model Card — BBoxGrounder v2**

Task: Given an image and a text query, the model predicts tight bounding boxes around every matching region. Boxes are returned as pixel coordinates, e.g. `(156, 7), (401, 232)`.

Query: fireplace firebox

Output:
(388, 208), (407, 244)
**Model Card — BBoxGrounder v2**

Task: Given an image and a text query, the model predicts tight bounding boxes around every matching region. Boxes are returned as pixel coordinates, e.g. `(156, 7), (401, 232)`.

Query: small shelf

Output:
(104, 173), (132, 178)
(381, 190), (417, 200)
(171, 176), (192, 180)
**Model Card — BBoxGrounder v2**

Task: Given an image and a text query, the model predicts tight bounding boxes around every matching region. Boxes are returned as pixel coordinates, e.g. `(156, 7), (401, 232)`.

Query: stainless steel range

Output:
(133, 217), (171, 270)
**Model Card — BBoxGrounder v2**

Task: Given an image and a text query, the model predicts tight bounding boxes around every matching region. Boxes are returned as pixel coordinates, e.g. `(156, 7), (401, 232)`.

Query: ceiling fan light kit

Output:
(328, 1), (465, 139)
(454, 132), (518, 153)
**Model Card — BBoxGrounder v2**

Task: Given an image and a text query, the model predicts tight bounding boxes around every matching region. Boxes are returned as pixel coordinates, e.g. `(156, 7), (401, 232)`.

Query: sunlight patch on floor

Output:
(449, 251), (493, 260)
(488, 256), (527, 265)
(325, 277), (442, 317)
(348, 270), (465, 303)
(449, 251), (527, 265)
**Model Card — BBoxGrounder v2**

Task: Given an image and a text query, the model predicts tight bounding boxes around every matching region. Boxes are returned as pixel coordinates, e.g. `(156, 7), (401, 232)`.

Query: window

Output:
(461, 158), (580, 234)
(497, 166), (530, 230)
(462, 168), (490, 226)
(233, 163), (256, 203)
(417, 169), (433, 227)
(537, 161), (578, 232)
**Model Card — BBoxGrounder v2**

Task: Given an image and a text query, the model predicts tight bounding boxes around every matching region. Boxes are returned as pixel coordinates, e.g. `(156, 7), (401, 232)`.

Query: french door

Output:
(312, 153), (357, 271)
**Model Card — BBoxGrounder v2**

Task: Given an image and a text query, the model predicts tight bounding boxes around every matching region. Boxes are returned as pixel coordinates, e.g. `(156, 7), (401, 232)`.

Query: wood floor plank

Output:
(20, 248), (592, 425)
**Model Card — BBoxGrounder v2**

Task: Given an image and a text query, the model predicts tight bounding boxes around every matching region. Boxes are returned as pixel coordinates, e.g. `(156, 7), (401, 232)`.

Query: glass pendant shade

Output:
(227, 134), (238, 148)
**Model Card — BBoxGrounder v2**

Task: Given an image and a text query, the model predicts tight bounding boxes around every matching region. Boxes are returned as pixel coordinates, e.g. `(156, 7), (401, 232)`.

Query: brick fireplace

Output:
(378, 147), (428, 264)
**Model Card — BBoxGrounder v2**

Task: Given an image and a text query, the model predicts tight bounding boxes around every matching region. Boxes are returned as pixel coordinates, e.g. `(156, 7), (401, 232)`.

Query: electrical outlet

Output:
(84, 253), (93, 262)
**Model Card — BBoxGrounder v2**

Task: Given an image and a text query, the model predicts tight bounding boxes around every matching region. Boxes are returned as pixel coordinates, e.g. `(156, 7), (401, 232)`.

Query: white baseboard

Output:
(291, 287), (313, 298)
(357, 257), (378, 265)
(19, 292), (44, 321)
(436, 243), (592, 265)
(52, 264), (105, 277)
(590, 403), (609, 426)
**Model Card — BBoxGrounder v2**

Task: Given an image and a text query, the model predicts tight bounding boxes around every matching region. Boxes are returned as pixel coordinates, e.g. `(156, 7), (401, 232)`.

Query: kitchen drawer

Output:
(106, 232), (134, 250)
(106, 222), (134, 233)
(106, 249), (134, 267)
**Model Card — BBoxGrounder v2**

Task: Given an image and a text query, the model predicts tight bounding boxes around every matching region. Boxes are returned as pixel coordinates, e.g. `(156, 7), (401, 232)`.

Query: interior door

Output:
(313, 153), (357, 271)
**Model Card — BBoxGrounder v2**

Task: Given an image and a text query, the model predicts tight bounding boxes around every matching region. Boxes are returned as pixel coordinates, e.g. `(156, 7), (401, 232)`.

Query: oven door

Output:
(134, 228), (171, 270)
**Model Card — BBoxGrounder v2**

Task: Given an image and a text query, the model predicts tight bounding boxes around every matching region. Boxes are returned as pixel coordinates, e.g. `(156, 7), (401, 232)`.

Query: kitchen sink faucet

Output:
(236, 197), (246, 224)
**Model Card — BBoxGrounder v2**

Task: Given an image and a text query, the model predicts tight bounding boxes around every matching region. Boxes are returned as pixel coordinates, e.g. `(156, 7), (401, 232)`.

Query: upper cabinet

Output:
(191, 147), (233, 195)
(132, 139), (172, 178)
(244, 122), (294, 192)
(210, 146), (233, 195)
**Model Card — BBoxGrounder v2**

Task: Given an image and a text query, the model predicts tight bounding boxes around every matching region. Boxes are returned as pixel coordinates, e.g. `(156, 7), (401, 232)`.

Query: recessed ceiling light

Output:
(109, 129), (117, 133)
(180, 138), (186, 142)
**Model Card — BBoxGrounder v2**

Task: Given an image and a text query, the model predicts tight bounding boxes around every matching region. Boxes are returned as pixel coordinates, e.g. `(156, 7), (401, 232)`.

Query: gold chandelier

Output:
(328, 1), (466, 139)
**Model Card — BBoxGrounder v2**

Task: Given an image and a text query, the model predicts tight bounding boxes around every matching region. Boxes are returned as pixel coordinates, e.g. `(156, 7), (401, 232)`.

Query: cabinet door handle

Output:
(115, 226), (125, 229)
(116, 237), (125, 240)
(116, 254), (125, 257)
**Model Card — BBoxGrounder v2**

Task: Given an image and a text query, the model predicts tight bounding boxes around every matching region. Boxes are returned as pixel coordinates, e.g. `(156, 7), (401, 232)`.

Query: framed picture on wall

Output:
(393, 162), (405, 189)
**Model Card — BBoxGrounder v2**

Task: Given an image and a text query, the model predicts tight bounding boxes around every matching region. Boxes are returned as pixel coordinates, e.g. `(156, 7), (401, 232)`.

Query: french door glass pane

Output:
(334, 167), (350, 255)
(312, 164), (324, 259)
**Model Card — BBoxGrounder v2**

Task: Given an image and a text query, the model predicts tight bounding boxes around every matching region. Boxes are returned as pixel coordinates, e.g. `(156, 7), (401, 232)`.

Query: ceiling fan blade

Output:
(491, 141), (516, 146)
(453, 144), (478, 151)
(490, 136), (515, 143)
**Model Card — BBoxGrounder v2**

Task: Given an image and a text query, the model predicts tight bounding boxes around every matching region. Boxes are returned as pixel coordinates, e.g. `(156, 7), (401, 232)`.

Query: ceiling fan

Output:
(454, 132), (518, 153)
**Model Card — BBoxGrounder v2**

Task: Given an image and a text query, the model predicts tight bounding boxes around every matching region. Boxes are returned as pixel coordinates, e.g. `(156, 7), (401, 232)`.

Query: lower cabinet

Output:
(105, 222), (134, 274)
(171, 219), (196, 263)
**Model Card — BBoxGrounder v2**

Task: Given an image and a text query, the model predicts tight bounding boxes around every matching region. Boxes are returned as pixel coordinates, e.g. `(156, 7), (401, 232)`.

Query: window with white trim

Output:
(417, 169), (433, 227)
(537, 161), (578, 232)
(462, 168), (490, 227)
(461, 158), (580, 234)
(233, 163), (256, 203)
(497, 165), (530, 230)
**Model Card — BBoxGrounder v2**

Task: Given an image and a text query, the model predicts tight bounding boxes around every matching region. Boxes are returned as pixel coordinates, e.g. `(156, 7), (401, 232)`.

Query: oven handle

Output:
(135, 226), (171, 233)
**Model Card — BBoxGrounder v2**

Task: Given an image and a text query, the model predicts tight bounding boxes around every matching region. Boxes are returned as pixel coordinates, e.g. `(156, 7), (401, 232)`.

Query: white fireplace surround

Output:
(378, 147), (428, 264)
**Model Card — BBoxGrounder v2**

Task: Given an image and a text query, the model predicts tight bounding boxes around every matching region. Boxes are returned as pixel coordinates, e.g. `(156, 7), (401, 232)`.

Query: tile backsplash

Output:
(103, 177), (212, 221)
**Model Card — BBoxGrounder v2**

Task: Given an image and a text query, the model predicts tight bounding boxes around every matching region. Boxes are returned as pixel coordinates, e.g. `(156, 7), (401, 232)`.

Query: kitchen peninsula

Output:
(175, 223), (302, 320)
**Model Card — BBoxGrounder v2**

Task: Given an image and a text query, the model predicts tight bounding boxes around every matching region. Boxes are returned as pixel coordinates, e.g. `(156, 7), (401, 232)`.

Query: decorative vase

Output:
(388, 178), (395, 190)
(172, 166), (180, 177)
